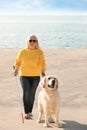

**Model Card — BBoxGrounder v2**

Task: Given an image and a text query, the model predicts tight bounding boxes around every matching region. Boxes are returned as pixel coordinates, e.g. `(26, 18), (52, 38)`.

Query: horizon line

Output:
(0, 10), (87, 16)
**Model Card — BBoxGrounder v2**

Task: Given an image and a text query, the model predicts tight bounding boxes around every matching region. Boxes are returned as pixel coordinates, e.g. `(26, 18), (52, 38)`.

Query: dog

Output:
(37, 75), (61, 127)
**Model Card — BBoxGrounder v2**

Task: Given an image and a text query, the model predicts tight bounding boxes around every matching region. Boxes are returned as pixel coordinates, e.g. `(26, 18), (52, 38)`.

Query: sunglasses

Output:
(29, 39), (37, 43)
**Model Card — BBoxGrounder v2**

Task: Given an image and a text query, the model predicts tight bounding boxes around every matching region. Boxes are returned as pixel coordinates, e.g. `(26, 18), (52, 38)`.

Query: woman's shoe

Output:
(25, 114), (30, 119)
(29, 113), (33, 117)
(25, 113), (33, 119)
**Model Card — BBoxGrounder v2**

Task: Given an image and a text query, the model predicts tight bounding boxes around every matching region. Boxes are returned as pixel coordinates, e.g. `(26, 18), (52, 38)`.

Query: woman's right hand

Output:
(14, 69), (18, 76)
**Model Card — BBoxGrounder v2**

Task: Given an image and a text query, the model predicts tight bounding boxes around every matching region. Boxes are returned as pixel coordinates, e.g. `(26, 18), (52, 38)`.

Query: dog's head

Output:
(40, 75), (58, 91)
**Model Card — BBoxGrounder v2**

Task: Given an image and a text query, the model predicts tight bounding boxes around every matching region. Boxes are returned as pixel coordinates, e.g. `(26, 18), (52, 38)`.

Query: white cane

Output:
(15, 76), (24, 123)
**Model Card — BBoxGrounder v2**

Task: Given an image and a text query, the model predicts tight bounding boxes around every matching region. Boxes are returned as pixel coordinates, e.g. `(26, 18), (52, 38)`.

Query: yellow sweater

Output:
(14, 48), (46, 76)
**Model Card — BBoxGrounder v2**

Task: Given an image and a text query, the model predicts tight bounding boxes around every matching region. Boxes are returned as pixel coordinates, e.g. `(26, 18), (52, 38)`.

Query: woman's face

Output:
(28, 36), (38, 49)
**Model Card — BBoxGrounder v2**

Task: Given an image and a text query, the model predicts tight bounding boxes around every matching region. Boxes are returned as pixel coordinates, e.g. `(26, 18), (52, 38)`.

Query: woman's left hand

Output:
(41, 70), (46, 77)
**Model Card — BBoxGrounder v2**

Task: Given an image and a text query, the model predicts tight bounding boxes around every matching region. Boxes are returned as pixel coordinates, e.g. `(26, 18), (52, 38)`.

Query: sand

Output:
(0, 48), (87, 130)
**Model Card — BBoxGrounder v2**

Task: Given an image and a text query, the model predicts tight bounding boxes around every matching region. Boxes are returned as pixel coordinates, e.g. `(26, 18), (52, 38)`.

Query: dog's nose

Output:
(52, 79), (55, 86)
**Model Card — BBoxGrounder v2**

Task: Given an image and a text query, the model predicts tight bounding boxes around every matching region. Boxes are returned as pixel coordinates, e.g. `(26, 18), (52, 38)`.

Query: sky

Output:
(0, 0), (87, 15)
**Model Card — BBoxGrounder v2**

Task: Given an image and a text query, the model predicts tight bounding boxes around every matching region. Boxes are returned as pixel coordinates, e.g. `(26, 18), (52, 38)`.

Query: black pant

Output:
(20, 76), (40, 114)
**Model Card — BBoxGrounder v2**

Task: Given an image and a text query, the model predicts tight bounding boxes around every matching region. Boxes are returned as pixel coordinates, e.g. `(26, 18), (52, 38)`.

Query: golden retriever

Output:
(37, 75), (61, 127)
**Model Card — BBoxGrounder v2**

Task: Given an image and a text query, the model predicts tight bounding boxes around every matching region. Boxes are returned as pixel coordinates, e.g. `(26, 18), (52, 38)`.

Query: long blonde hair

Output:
(26, 34), (40, 49)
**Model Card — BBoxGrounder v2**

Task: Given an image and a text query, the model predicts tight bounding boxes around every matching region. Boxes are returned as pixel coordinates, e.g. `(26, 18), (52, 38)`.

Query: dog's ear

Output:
(56, 79), (59, 89)
(39, 76), (46, 88)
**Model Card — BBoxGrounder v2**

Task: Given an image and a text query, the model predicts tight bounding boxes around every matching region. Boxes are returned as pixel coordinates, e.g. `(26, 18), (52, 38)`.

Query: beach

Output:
(0, 48), (87, 130)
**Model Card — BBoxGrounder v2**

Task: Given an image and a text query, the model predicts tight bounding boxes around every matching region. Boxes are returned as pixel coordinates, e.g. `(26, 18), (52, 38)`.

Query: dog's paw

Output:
(56, 122), (61, 128)
(49, 117), (55, 123)
(43, 123), (48, 127)
(37, 119), (41, 123)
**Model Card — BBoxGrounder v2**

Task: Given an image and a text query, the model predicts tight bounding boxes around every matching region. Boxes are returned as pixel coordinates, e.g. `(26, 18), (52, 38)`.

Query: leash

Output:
(15, 76), (24, 123)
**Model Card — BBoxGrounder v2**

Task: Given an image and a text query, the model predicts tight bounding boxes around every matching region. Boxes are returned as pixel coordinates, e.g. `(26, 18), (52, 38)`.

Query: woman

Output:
(13, 34), (46, 119)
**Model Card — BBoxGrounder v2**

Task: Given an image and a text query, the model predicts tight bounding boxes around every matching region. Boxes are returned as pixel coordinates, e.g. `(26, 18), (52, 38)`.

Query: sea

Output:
(0, 14), (87, 48)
